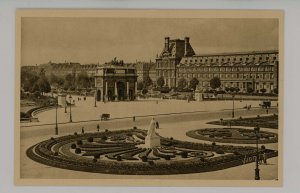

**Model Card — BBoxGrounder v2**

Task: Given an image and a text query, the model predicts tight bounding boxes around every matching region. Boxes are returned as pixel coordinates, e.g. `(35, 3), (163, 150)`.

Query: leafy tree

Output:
(36, 76), (51, 94)
(49, 73), (64, 89)
(64, 73), (76, 90)
(189, 77), (199, 90)
(77, 71), (91, 89)
(156, 76), (165, 88)
(177, 78), (187, 89)
(210, 77), (221, 90)
(142, 88), (148, 95)
(247, 87), (254, 93)
(260, 88), (267, 93)
(21, 69), (39, 92)
(137, 81), (144, 90)
(143, 76), (153, 88)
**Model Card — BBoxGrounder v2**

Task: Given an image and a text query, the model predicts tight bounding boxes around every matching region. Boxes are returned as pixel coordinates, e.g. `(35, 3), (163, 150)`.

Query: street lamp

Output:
(232, 94), (235, 118)
(254, 126), (260, 180)
(55, 96), (58, 135)
(69, 95), (72, 122)
(94, 91), (97, 107)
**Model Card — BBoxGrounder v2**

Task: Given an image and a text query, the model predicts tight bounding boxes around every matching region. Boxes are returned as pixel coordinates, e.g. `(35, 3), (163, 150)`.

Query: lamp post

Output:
(254, 126), (260, 180)
(94, 91), (97, 107)
(64, 98), (67, 113)
(69, 95), (72, 122)
(232, 94), (235, 118)
(55, 96), (58, 135)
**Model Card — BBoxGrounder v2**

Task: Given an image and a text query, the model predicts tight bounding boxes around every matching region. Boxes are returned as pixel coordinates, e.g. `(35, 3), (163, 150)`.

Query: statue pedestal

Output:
(144, 134), (160, 148)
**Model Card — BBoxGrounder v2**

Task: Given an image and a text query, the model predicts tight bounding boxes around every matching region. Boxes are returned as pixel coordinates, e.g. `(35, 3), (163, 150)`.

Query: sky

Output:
(21, 17), (278, 66)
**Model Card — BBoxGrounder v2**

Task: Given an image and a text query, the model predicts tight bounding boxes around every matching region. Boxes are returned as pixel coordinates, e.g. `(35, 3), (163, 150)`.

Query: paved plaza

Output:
(20, 98), (278, 180)
(21, 96), (277, 126)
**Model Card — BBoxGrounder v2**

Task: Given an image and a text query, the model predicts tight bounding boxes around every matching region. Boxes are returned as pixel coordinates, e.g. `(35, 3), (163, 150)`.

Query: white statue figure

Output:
(144, 118), (160, 148)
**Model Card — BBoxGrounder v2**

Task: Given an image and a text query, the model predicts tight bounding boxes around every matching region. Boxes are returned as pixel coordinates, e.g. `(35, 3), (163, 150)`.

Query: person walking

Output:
(156, 121), (159, 129)
(82, 127), (85, 134)
(97, 124), (100, 132)
(263, 152), (268, 164)
(133, 116), (135, 122)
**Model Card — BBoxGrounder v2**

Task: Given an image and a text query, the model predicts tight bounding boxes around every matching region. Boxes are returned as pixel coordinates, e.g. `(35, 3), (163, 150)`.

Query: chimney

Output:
(184, 37), (190, 56)
(165, 37), (170, 50)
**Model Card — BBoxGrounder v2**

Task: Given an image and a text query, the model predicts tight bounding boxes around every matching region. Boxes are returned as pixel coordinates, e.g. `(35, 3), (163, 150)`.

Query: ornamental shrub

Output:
(74, 132), (78, 136)
(116, 155), (122, 161)
(148, 160), (154, 165)
(181, 151), (188, 158)
(165, 155), (171, 160)
(101, 136), (108, 140)
(54, 152), (59, 156)
(94, 154), (100, 159)
(105, 129), (109, 132)
(87, 137), (94, 142)
(77, 140), (83, 145)
(215, 149), (225, 154)
(93, 158), (97, 163)
(141, 156), (148, 162)
(71, 144), (76, 149)
(75, 148), (81, 154)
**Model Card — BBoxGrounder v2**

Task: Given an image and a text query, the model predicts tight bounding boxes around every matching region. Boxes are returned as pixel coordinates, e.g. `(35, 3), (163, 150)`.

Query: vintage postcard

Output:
(15, 9), (283, 186)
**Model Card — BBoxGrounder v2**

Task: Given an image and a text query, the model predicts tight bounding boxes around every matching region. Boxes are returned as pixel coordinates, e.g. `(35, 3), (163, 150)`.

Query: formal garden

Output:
(207, 114), (278, 129)
(186, 128), (278, 144)
(26, 128), (278, 175)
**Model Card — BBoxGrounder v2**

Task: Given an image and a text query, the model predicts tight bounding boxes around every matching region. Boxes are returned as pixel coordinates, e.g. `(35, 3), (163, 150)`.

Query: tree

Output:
(189, 77), (199, 90)
(49, 73), (64, 89)
(142, 88), (148, 95)
(36, 76), (51, 94)
(156, 76), (165, 88)
(177, 78), (187, 89)
(137, 81), (144, 90)
(21, 69), (39, 92)
(143, 76), (153, 88)
(64, 73), (76, 91)
(247, 87), (254, 93)
(210, 77), (221, 90)
(77, 72), (91, 89)
(260, 88), (267, 94)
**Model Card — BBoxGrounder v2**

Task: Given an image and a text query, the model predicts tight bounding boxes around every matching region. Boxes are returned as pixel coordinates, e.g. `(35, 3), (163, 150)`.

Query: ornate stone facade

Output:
(94, 64), (137, 102)
(156, 37), (279, 93)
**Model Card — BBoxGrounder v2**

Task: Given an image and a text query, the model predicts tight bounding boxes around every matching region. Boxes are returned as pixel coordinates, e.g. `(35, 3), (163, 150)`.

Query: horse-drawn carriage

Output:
(100, 113), (110, 121)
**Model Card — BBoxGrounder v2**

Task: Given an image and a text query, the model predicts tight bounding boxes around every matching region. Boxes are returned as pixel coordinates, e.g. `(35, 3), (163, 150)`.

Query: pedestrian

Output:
(266, 109), (269, 114)
(259, 153), (263, 164)
(263, 152), (268, 164)
(97, 124), (100, 132)
(133, 116), (135, 122)
(82, 127), (85, 134)
(156, 121), (159, 129)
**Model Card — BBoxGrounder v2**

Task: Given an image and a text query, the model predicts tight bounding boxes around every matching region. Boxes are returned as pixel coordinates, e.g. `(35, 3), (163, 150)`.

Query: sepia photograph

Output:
(15, 9), (283, 186)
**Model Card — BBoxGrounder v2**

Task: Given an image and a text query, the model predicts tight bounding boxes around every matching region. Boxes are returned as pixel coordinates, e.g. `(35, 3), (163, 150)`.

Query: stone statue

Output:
(145, 118), (161, 148)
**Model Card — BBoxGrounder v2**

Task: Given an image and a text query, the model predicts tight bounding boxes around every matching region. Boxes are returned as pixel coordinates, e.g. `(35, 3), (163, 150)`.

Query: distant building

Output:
(177, 50), (279, 93)
(135, 61), (156, 83)
(156, 37), (279, 93)
(21, 61), (100, 77)
(94, 60), (137, 102)
(156, 37), (195, 88)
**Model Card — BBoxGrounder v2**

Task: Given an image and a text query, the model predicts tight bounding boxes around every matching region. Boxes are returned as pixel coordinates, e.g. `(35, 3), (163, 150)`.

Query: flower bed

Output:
(26, 129), (278, 175)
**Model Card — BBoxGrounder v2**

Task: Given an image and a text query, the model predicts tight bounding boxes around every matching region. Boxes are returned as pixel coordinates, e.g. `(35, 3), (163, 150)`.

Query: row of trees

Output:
(50, 71), (94, 91)
(21, 68), (51, 95)
(21, 68), (94, 94)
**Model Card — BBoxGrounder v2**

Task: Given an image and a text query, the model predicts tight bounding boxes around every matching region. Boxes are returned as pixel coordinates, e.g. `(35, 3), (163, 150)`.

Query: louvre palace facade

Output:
(156, 37), (279, 93)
